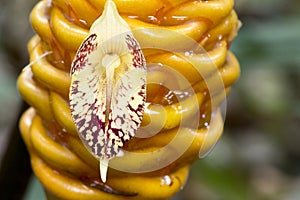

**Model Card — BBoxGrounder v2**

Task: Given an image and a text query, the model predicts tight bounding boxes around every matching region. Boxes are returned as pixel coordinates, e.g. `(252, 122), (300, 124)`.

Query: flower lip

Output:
(69, 0), (147, 182)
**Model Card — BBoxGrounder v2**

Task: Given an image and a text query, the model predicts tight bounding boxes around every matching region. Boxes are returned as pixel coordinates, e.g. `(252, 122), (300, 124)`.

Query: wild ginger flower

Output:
(18, 0), (240, 199)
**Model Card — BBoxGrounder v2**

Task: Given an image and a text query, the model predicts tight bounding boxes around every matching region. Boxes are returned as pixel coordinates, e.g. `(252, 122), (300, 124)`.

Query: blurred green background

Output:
(0, 0), (300, 199)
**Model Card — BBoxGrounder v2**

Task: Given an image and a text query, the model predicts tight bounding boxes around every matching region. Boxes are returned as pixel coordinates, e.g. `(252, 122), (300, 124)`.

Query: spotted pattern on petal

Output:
(69, 33), (146, 160)
(71, 34), (98, 75)
(69, 62), (107, 158)
(94, 34), (147, 159)
(105, 68), (146, 157)
(125, 34), (146, 69)
(100, 34), (147, 158)
(69, 0), (148, 183)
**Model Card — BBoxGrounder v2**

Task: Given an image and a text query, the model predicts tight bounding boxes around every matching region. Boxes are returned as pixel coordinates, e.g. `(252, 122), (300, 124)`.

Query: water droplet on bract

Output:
(160, 175), (172, 186)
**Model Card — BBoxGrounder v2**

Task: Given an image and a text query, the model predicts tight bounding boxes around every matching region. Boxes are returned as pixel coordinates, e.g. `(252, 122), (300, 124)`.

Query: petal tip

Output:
(100, 158), (109, 183)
